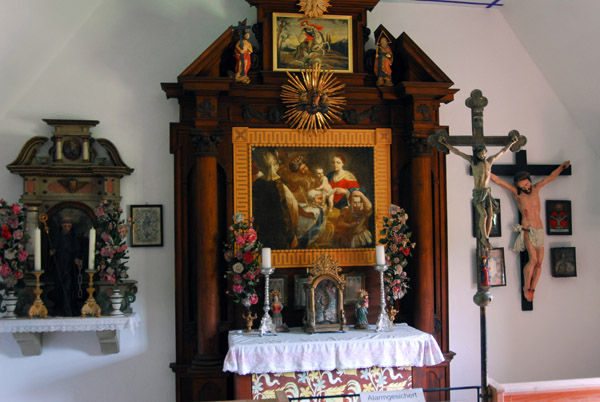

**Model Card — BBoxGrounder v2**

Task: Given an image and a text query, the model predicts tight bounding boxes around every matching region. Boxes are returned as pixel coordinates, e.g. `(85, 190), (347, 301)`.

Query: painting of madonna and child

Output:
(251, 147), (375, 251)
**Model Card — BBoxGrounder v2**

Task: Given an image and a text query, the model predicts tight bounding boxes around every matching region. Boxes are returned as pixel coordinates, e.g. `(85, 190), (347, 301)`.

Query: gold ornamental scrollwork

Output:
(307, 253), (345, 284)
(297, 0), (331, 18)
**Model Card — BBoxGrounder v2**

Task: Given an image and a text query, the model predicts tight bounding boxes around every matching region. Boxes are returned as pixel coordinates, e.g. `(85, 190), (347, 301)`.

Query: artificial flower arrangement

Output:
(379, 204), (415, 302)
(0, 199), (29, 291)
(94, 200), (131, 283)
(223, 212), (262, 310)
(93, 200), (136, 313)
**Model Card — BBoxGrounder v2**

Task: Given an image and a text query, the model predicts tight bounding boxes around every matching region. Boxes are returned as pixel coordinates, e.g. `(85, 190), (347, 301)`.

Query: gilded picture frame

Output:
(232, 127), (392, 268)
(273, 12), (353, 73)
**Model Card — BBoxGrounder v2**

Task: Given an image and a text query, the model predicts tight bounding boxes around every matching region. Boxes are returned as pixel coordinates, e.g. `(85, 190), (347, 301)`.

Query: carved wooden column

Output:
(190, 130), (223, 366)
(408, 136), (435, 335)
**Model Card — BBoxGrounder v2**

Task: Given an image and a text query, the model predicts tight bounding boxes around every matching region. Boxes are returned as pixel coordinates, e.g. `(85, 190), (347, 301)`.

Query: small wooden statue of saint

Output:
(235, 31), (253, 84)
(270, 290), (289, 332)
(374, 35), (393, 87)
(354, 289), (369, 329)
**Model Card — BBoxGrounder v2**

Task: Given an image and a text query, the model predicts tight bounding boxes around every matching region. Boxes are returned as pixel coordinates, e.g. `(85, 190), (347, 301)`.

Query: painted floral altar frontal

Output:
(223, 323), (444, 375)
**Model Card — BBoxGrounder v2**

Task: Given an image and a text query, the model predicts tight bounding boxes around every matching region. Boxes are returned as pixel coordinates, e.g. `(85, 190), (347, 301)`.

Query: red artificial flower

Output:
(1, 225), (11, 240)
(249, 293), (259, 304)
(13, 270), (23, 280)
(243, 251), (254, 264)
(402, 248), (411, 256)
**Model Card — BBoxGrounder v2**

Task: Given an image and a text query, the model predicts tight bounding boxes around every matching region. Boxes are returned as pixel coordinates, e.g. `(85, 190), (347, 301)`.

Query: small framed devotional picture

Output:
(130, 204), (163, 247)
(546, 200), (572, 235)
(551, 247), (577, 277)
(488, 247), (506, 287)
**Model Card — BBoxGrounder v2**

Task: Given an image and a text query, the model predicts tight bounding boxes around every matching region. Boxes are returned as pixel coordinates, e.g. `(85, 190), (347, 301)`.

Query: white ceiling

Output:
(2, 0), (599, 157)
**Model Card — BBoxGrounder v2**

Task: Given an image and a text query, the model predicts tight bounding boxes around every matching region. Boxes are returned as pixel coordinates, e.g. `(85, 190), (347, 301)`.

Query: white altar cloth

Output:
(223, 323), (444, 375)
(0, 313), (140, 333)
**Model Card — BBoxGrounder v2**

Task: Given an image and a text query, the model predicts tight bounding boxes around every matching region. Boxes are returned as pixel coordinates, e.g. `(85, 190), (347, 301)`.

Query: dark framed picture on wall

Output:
(130, 204), (163, 247)
(488, 247), (506, 287)
(472, 198), (501, 238)
(546, 200), (572, 235)
(551, 247), (577, 277)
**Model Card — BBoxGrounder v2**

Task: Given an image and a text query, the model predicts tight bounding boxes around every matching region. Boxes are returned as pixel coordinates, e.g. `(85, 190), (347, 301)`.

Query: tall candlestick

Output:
(262, 247), (271, 268)
(376, 245), (386, 266)
(88, 227), (96, 270)
(34, 227), (42, 271)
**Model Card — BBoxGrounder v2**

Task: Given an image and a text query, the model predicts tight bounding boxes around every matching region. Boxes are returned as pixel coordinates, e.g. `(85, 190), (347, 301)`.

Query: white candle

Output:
(34, 227), (42, 271)
(262, 247), (271, 268)
(88, 227), (96, 270)
(376, 245), (386, 266)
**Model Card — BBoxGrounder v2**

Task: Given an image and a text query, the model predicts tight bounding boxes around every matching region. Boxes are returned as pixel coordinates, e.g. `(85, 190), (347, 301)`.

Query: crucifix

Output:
(488, 150), (571, 312)
(428, 88), (527, 402)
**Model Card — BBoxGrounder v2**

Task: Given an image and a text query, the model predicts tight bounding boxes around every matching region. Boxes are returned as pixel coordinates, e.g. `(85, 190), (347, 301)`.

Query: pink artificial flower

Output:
(232, 284), (243, 293)
(103, 273), (116, 283)
(13, 270), (23, 280)
(13, 229), (23, 240)
(235, 234), (246, 246)
(232, 274), (242, 283)
(245, 228), (257, 243)
(101, 232), (111, 242)
(224, 250), (233, 262)
(243, 272), (255, 280)
(249, 293), (259, 304)
(17, 249), (28, 262)
(11, 204), (20, 214)
(118, 244), (128, 253)
(243, 251), (254, 264)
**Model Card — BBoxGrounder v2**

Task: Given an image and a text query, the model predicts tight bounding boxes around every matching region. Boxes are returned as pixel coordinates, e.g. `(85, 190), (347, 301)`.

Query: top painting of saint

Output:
(251, 146), (374, 251)
(273, 13), (352, 72)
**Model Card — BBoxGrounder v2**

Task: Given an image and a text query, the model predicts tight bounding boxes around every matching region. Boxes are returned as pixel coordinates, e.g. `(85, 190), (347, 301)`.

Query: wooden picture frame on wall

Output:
(488, 247), (506, 287)
(233, 127), (392, 268)
(546, 200), (572, 235)
(273, 13), (353, 73)
(130, 204), (163, 247)
(551, 247), (577, 277)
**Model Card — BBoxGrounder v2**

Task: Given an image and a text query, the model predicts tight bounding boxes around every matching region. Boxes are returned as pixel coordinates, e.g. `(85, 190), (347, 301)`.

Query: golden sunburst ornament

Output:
(297, 0), (331, 18)
(281, 62), (346, 134)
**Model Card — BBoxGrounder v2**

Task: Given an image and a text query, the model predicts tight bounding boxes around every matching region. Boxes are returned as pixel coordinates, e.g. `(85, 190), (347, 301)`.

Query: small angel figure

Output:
(354, 289), (369, 329)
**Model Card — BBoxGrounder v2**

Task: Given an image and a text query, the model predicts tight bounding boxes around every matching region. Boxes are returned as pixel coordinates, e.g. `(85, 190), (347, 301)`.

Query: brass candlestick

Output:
(81, 270), (101, 317)
(28, 271), (48, 319)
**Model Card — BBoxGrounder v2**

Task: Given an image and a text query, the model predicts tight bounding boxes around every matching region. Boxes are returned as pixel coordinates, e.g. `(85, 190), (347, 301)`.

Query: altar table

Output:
(224, 324), (444, 399)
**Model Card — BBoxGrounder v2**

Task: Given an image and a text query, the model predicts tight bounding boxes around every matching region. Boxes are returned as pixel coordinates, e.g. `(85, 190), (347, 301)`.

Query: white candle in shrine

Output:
(262, 247), (271, 268)
(34, 227), (42, 271)
(88, 227), (96, 270)
(376, 245), (386, 266)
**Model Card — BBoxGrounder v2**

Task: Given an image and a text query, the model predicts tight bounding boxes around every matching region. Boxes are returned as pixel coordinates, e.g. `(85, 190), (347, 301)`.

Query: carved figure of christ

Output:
(429, 89), (526, 249)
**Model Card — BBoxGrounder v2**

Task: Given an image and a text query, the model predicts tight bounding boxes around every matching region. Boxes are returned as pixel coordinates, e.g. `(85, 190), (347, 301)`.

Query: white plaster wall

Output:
(370, 2), (600, 400)
(0, 1), (598, 402)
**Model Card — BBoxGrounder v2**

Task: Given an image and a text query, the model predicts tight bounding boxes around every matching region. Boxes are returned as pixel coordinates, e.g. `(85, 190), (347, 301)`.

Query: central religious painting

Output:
(233, 127), (391, 268)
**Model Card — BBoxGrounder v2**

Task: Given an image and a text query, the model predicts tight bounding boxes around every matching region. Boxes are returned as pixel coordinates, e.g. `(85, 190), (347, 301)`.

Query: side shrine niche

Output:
(6, 119), (134, 317)
(161, 1), (457, 401)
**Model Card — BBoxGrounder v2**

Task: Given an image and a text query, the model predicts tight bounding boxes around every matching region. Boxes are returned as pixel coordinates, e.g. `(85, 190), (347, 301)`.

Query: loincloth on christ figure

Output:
(512, 225), (544, 251)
